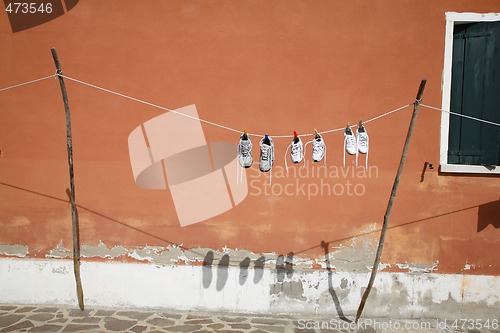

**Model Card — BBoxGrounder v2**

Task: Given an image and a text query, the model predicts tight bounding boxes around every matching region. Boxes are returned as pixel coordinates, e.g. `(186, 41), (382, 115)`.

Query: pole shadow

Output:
(321, 241), (351, 323)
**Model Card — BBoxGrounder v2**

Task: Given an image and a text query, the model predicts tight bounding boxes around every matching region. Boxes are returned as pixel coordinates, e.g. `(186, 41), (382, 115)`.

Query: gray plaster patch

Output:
(329, 246), (373, 273)
(340, 278), (348, 289)
(271, 281), (307, 301)
(0, 244), (28, 257)
(81, 241), (128, 259)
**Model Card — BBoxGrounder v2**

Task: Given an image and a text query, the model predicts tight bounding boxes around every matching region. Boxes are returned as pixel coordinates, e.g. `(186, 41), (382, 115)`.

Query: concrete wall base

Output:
(1, 258), (498, 319)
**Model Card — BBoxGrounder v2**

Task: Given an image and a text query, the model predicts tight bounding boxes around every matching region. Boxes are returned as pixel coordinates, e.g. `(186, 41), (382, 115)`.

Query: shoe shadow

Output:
(276, 252), (294, 283)
(254, 256), (266, 284)
(239, 257), (251, 285)
(202, 251), (214, 289)
(216, 254), (230, 291)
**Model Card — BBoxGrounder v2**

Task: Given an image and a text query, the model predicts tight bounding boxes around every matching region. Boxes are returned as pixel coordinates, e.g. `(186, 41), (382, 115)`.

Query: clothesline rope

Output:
(2, 73), (499, 133)
(420, 104), (500, 128)
(57, 74), (415, 138)
(0, 73), (56, 92)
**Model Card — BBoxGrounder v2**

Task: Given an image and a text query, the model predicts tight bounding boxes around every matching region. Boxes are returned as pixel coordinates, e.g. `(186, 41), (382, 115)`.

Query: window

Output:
(440, 12), (500, 174)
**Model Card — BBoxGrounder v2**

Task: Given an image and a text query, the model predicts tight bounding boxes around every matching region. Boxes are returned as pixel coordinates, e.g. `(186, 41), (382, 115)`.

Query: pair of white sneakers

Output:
(237, 133), (274, 172)
(285, 131), (326, 168)
(344, 124), (369, 167)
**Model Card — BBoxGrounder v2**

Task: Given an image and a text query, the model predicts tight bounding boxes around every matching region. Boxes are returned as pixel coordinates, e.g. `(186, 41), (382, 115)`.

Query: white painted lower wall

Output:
(1, 258), (499, 319)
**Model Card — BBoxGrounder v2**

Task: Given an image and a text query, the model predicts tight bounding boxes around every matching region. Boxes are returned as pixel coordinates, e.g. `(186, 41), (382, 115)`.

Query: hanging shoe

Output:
(238, 131), (253, 168)
(344, 126), (356, 155)
(259, 135), (274, 172)
(312, 132), (326, 162)
(290, 131), (304, 164)
(356, 122), (369, 168)
(356, 125), (369, 154)
(344, 125), (356, 166)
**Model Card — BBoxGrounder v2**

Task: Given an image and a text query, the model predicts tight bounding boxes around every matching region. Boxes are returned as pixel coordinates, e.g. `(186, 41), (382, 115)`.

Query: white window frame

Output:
(440, 12), (500, 174)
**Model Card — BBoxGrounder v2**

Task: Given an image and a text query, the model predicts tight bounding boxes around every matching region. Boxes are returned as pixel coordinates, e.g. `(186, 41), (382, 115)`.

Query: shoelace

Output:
(240, 141), (251, 157)
(343, 133), (356, 167)
(236, 143), (244, 184)
(261, 145), (270, 161)
(236, 139), (253, 185)
(356, 132), (369, 168)
(261, 144), (273, 185)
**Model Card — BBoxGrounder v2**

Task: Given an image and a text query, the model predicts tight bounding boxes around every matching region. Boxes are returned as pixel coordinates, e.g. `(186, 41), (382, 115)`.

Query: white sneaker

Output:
(312, 133), (325, 162)
(344, 127), (356, 155)
(356, 126), (369, 154)
(290, 132), (303, 163)
(259, 135), (274, 172)
(238, 133), (253, 168)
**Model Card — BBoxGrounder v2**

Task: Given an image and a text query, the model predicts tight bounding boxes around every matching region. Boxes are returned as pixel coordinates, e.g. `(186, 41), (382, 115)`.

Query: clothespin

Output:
(358, 119), (364, 130)
(314, 128), (320, 139)
(346, 123), (351, 132)
(243, 128), (248, 139)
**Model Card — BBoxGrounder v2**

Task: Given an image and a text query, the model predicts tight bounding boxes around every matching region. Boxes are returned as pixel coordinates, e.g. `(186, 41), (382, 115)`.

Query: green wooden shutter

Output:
(448, 21), (500, 166)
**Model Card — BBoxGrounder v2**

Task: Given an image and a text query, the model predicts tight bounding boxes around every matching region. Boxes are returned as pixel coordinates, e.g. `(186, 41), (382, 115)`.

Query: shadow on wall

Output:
(0, 182), (206, 258)
(477, 199), (500, 232)
(201, 251), (294, 291)
(321, 241), (351, 323)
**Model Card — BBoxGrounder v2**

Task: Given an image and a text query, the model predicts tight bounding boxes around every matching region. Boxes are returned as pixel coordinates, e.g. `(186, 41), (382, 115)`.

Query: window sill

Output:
(440, 164), (500, 174)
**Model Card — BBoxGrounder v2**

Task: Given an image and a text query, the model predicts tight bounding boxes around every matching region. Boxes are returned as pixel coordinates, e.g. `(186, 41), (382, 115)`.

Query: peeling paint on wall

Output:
(81, 241), (128, 259)
(0, 244), (28, 257)
(396, 261), (439, 273)
(1, 235), (449, 275)
(45, 241), (71, 259)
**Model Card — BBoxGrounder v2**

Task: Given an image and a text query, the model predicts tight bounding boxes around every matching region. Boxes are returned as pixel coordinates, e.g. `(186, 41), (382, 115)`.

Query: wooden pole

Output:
(51, 48), (84, 311)
(355, 79), (427, 322)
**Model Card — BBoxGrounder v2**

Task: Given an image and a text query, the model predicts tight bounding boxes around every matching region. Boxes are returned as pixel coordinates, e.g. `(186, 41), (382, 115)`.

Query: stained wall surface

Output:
(1, 0), (499, 278)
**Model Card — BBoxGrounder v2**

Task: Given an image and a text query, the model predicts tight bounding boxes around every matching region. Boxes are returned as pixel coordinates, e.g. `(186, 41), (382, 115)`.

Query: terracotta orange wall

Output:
(1, 0), (499, 274)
